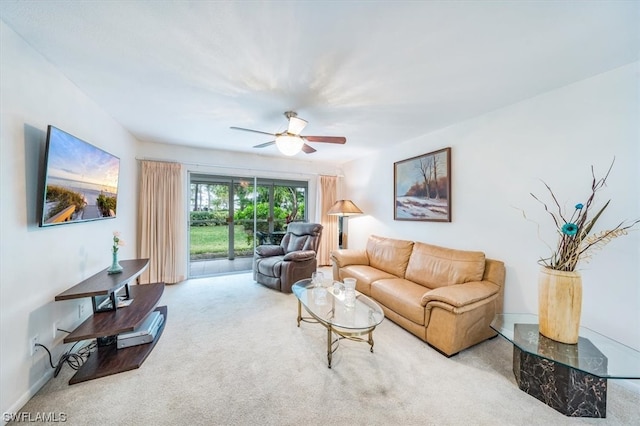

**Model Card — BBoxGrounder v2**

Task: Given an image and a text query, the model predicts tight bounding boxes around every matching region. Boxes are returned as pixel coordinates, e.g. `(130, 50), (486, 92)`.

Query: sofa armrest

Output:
(283, 250), (316, 262)
(255, 245), (285, 257)
(420, 281), (499, 308)
(330, 249), (369, 268)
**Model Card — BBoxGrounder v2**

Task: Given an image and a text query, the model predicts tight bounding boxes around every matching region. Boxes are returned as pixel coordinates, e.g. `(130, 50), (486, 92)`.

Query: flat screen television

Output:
(39, 125), (120, 227)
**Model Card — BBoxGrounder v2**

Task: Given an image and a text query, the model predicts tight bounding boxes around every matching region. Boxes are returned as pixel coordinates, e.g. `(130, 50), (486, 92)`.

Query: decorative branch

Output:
(529, 158), (638, 272)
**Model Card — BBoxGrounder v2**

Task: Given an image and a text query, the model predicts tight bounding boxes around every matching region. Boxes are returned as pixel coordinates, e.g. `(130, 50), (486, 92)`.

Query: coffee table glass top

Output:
(292, 279), (384, 330)
(491, 313), (640, 379)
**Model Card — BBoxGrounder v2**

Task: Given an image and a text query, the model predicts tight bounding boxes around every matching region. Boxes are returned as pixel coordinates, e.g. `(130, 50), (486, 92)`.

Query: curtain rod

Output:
(135, 156), (343, 178)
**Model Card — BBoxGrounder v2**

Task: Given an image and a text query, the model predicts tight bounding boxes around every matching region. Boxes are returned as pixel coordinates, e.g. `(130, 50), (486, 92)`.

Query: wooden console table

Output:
(54, 259), (167, 384)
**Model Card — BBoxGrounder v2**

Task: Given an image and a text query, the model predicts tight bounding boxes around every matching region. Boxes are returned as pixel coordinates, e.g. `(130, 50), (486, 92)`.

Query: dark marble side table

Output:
(491, 313), (640, 418)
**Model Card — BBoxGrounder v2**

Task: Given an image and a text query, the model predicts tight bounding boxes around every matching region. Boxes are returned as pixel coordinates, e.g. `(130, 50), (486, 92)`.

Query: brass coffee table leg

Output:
(296, 300), (302, 327)
(369, 330), (375, 352)
(327, 325), (333, 368)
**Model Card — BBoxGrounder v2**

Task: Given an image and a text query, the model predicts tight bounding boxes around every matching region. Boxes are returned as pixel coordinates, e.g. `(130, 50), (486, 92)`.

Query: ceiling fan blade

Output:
(301, 144), (317, 154)
(253, 141), (275, 148)
(302, 136), (346, 144)
(230, 126), (276, 137)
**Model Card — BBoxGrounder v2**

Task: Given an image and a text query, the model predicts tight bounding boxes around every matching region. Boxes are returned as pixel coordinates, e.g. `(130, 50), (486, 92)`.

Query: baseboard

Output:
(2, 339), (93, 425)
(2, 369), (53, 426)
(617, 378), (640, 394)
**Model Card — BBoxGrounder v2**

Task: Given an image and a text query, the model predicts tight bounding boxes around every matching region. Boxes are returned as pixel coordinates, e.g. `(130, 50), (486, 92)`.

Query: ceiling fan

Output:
(230, 111), (346, 156)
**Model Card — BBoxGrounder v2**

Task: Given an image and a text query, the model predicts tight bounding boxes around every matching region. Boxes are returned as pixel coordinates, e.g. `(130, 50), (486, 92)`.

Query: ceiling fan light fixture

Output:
(232, 111), (346, 155)
(275, 135), (304, 156)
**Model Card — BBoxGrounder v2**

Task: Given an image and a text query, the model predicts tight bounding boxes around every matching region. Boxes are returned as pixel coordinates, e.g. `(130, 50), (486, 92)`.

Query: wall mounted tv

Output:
(39, 126), (120, 227)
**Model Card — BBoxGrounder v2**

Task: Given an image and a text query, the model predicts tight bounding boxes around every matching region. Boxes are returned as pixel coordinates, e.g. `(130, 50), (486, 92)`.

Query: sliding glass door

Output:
(190, 177), (245, 262)
(189, 174), (308, 277)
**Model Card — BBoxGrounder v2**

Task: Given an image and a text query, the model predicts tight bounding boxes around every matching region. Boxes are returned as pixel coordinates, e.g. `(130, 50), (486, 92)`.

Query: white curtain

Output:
(138, 160), (186, 284)
(316, 175), (338, 266)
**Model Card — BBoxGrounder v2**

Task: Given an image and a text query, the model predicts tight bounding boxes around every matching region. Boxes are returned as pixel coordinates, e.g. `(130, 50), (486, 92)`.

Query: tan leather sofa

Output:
(331, 235), (506, 356)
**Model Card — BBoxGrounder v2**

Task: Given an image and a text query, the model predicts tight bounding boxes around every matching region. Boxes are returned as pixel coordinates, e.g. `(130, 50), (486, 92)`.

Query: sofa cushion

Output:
(421, 281), (500, 308)
(371, 278), (429, 325)
(339, 265), (397, 296)
(366, 235), (414, 278)
(405, 242), (485, 289)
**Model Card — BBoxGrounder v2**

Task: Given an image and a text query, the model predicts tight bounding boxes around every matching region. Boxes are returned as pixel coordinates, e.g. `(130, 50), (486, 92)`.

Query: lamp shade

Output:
(275, 135), (304, 156)
(327, 199), (363, 216)
(287, 116), (308, 135)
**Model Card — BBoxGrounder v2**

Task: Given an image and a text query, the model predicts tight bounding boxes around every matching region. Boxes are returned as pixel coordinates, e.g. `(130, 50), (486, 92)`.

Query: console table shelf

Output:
(63, 282), (164, 343)
(69, 306), (167, 385)
(54, 258), (167, 385)
(55, 259), (149, 300)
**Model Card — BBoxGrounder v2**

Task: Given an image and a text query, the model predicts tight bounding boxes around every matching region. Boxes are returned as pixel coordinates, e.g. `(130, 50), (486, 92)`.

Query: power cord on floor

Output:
(35, 336), (97, 378)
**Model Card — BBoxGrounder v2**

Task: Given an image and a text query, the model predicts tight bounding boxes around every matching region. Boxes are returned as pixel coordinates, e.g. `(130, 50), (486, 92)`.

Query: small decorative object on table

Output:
(311, 271), (324, 288)
(530, 159), (638, 344)
(107, 231), (125, 274)
(343, 278), (357, 308)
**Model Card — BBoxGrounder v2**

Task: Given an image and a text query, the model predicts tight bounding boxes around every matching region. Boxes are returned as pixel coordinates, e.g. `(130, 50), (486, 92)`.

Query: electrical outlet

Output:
(78, 303), (85, 319)
(53, 321), (60, 340)
(30, 334), (39, 356)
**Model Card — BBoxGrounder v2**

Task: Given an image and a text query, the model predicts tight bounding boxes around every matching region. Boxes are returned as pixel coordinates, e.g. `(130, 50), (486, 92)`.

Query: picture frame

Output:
(394, 147), (451, 222)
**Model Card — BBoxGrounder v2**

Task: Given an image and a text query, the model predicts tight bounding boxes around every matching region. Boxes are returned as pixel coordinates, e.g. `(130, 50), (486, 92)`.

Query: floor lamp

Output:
(327, 199), (363, 249)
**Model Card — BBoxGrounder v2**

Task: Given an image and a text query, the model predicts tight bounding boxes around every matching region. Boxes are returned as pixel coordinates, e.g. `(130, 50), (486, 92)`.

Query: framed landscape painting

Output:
(394, 147), (451, 222)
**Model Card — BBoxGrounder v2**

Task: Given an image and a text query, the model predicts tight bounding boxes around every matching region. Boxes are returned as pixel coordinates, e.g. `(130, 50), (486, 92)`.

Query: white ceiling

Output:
(1, 1), (639, 163)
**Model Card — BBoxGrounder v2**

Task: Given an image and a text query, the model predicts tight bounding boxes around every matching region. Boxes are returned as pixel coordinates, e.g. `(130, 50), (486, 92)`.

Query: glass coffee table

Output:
(292, 279), (384, 368)
(491, 313), (640, 418)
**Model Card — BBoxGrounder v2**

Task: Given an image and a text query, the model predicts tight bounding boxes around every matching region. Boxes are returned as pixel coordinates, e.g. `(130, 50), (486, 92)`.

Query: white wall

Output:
(0, 22), (139, 415)
(343, 63), (640, 355)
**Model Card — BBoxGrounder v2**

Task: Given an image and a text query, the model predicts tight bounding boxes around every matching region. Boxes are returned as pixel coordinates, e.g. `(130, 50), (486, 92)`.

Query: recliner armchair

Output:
(253, 222), (323, 293)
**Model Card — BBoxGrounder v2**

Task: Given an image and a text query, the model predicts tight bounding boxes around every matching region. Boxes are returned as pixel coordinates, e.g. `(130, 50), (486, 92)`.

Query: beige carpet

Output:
(14, 272), (640, 425)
